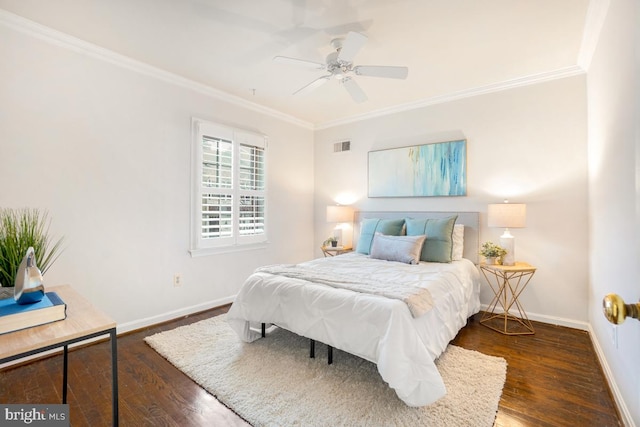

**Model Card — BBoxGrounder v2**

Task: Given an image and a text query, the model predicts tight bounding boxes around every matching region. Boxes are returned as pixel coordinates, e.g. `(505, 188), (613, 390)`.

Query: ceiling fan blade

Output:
(293, 75), (331, 95)
(354, 65), (409, 79)
(342, 77), (367, 103)
(337, 31), (368, 63)
(273, 56), (325, 70)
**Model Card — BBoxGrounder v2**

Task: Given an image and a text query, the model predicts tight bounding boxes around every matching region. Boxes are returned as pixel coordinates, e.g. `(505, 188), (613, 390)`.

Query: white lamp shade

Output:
(326, 205), (354, 223)
(488, 203), (526, 228)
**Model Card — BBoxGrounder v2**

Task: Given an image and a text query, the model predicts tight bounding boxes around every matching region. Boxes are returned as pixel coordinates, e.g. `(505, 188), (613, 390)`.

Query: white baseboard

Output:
(116, 295), (236, 334)
(479, 304), (590, 331)
(588, 324), (636, 427)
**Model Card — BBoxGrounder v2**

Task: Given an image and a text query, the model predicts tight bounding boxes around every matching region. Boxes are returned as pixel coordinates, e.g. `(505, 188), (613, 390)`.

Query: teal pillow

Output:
(405, 215), (458, 262)
(356, 218), (405, 255)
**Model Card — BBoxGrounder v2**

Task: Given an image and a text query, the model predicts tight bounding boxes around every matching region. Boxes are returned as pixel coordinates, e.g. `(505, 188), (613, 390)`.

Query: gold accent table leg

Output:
(480, 267), (535, 335)
(503, 271), (535, 334)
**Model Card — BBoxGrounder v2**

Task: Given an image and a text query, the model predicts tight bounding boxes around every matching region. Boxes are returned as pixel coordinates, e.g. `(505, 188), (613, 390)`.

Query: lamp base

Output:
(333, 224), (353, 248)
(500, 234), (515, 266)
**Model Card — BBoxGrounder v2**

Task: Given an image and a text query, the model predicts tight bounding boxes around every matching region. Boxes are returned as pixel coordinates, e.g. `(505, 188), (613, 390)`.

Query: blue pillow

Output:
(356, 218), (405, 255)
(405, 215), (458, 262)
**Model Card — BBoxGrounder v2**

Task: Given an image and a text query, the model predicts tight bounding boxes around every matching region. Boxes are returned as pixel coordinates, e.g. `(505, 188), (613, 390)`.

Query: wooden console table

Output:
(0, 285), (119, 426)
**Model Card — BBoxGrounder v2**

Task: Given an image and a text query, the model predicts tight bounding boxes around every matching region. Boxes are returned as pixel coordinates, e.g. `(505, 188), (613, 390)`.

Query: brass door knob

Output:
(602, 294), (640, 324)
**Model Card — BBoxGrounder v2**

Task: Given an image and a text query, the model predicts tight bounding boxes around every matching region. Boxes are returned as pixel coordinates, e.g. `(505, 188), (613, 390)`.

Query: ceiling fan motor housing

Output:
(326, 52), (351, 78)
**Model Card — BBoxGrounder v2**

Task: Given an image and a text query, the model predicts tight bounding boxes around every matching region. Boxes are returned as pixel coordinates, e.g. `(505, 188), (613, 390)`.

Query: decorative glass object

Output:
(14, 247), (45, 305)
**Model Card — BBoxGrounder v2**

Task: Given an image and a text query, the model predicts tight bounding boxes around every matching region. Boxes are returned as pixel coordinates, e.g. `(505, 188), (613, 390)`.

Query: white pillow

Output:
(452, 224), (464, 260)
(370, 233), (426, 265)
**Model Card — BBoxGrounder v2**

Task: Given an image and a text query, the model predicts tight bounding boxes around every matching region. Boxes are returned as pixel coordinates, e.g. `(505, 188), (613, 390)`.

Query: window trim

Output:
(189, 118), (268, 256)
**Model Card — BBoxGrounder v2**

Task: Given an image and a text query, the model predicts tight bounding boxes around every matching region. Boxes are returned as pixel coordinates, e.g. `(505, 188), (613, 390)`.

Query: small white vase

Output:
(485, 257), (497, 265)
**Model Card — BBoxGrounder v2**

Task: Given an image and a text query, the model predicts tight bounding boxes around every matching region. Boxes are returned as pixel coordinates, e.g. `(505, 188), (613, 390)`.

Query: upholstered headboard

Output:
(353, 211), (480, 264)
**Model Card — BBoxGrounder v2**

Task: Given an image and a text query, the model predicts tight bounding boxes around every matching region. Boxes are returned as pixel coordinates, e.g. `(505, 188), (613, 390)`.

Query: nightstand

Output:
(321, 246), (353, 257)
(479, 262), (536, 335)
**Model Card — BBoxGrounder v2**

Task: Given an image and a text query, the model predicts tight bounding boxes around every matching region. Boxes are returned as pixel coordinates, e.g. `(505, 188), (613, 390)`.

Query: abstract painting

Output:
(368, 140), (467, 197)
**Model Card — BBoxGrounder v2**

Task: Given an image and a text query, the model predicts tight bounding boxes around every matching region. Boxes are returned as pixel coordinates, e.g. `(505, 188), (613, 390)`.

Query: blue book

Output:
(0, 292), (67, 334)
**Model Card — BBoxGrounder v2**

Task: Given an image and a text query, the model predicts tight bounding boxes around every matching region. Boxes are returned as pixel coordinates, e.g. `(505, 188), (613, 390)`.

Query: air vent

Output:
(333, 141), (351, 152)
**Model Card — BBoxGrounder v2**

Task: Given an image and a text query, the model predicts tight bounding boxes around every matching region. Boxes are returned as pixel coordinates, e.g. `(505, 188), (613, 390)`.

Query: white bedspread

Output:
(226, 253), (481, 407)
(254, 260), (434, 318)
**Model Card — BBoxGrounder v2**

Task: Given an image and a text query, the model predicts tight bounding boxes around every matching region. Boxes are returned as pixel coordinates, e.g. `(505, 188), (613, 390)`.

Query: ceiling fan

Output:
(273, 31), (408, 103)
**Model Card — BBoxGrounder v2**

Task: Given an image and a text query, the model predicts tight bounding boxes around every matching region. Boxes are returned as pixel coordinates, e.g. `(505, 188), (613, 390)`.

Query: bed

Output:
(226, 211), (481, 407)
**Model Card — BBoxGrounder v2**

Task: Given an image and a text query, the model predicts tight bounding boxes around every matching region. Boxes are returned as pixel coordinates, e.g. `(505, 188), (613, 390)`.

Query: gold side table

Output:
(479, 262), (537, 335)
(321, 246), (352, 257)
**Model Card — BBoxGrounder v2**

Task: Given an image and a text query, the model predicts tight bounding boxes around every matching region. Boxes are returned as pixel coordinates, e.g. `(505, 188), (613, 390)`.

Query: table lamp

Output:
(326, 205), (354, 247)
(488, 201), (526, 266)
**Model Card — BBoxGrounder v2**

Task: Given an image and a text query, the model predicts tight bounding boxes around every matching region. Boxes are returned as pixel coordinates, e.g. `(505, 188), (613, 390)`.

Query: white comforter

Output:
(226, 253), (481, 407)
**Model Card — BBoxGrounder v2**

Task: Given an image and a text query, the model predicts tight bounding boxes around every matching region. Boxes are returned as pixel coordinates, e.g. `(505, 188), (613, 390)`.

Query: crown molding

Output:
(0, 9), (314, 130)
(0, 7), (593, 132)
(315, 65), (586, 130)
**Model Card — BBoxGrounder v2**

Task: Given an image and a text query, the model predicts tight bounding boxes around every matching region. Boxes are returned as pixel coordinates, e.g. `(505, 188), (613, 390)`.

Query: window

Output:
(191, 119), (267, 255)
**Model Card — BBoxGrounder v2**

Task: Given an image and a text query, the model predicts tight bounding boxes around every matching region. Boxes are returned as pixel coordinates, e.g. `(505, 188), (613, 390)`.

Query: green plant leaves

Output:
(479, 241), (507, 258)
(0, 208), (64, 287)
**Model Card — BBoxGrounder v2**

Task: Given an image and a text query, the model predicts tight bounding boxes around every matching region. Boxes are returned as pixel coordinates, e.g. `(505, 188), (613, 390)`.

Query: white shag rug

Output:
(145, 314), (506, 427)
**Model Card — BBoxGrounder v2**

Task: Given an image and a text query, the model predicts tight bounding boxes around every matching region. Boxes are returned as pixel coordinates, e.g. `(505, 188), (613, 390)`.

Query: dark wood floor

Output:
(0, 307), (622, 427)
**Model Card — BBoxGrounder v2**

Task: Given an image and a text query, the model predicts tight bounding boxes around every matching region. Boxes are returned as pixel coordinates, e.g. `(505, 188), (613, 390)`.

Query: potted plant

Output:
(323, 236), (338, 248)
(0, 208), (64, 288)
(479, 241), (507, 265)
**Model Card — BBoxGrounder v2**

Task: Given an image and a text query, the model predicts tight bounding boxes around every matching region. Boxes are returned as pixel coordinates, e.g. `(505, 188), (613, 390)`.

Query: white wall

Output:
(0, 25), (315, 330)
(587, 0), (639, 425)
(314, 76), (589, 323)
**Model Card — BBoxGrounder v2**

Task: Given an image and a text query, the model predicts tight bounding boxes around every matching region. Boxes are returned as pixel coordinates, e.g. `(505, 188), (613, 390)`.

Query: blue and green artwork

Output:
(368, 139), (467, 197)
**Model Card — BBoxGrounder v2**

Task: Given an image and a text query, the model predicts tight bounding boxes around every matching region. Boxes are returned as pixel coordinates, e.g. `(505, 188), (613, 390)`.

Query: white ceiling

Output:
(0, 0), (592, 127)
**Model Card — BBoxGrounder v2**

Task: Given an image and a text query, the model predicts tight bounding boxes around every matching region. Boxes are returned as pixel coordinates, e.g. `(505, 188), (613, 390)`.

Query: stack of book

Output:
(0, 292), (67, 334)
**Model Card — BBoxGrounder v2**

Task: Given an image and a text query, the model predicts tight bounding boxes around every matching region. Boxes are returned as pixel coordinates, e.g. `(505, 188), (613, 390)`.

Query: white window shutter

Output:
(191, 119), (267, 252)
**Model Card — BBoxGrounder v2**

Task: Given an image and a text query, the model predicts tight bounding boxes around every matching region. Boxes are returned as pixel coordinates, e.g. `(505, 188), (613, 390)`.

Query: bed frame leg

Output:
(261, 323), (265, 338)
(328, 346), (333, 365)
(310, 339), (315, 358)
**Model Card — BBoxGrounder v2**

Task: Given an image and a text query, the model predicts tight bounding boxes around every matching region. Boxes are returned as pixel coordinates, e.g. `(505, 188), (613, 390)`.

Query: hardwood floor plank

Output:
(452, 314), (622, 427)
(0, 308), (621, 426)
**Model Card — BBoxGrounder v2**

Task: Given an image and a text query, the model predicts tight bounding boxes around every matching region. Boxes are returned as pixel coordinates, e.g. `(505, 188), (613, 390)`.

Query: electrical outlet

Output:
(173, 274), (182, 287)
